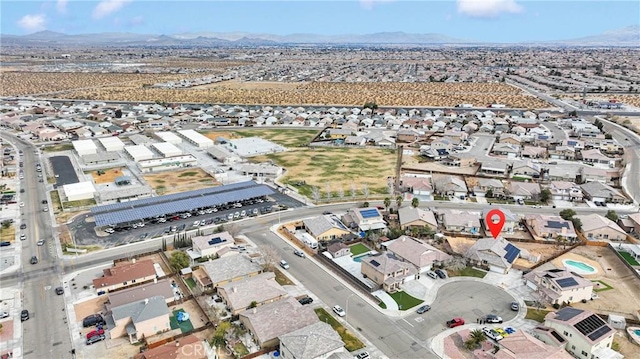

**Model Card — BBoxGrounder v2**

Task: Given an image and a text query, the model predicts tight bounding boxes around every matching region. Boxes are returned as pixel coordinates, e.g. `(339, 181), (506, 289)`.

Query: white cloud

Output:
(56, 0), (68, 14)
(457, 0), (523, 19)
(17, 14), (46, 32)
(360, 0), (395, 10)
(92, 0), (132, 20)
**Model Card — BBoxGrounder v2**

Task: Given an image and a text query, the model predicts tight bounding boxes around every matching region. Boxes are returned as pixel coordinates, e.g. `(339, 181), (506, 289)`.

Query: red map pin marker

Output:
(486, 209), (506, 239)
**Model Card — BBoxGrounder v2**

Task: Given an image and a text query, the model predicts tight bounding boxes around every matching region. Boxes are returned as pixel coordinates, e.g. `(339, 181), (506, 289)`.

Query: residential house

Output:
(239, 297), (319, 349)
(199, 255), (262, 290)
(525, 214), (578, 241)
(133, 334), (209, 359)
(542, 308), (619, 359)
(512, 161), (541, 177)
(396, 129), (420, 143)
(580, 149), (619, 167)
(327, 242), (351, 259)
(430, 137), (455, 152)
(581, 181), (629, 204)
(384, 235), (451, 274)
(499, 133), (522, 145)
(279, 322), (346, 359)
(493, 330), (573, 359)
(108, 296), (171, 343)
(303, 215), (352, 241)
(581, 166), (618, 184)
(217, 272), (288, 315)
(432, 174), (468, 198)
(548, 181), (583, 202)
(522, 146), (547, 159)
(524, 269), (594, 305)
(547, 166), (580, 183)
(479, 160), (509, 177)
(492, 143), (520, 158)
(106, 279), (175, 312)
(397, 207), (438, 231)
(360, 252), (417, 292)
(189, 231), (235, 261)
(93, 259), (157, 294)
(482, 208), (519, 234)
(464, 237), (521, 274)
(626, 213), (640, 234)
(548, 146), (576, 160)
(399, 175), (433, 198)
(327, 128), (352, 140)
(508, 182), (542, 201)
(346, 207), (386, 231)
(474, 178), (506, 197)
(442, 153), (476, 167)
(437, 209), (481, 234)
(575, 214), (626, 241)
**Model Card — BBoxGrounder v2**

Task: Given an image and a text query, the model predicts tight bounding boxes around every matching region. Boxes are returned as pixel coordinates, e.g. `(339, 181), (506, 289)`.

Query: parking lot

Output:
(49, 155), (80, 186)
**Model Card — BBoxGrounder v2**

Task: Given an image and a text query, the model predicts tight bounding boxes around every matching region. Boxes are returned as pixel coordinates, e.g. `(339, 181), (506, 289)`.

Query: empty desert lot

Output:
(204, 128), (320, 148)
(252, 147), (396, 197)
(143, 168), (218, 195)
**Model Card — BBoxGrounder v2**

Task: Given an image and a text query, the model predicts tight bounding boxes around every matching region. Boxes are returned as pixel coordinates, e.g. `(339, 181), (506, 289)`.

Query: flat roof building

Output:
(62, 181), (96, 202)
(124, 145), (154, 162)
(151, 142), (182, 157)
(178, 129), (213, 148)
(98, 136), (125, 152)
(72, 139), (97, 156)
(154, 131), (182, 145)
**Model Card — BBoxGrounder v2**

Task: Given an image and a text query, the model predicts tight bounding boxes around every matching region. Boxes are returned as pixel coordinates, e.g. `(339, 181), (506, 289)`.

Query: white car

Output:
(37, 239), (45, 246)
(332, 305), (346, 317)
(0, 312), (9, 319)
(19, 202), (25, 207)
(482, 327), (503, 341)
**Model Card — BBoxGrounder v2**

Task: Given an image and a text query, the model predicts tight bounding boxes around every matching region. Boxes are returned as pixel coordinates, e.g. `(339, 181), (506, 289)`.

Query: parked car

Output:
(20, 234), (26, 241)
(20, 223), (26, 230)
(435, 269), (447, 279)
(85, 334), (106, 345)
(279, 260), (290, 269)
(355, 352), (370, 359)
(86, 328), (105, 339)
(332, 305), (346, 317)
(20, 310), (29, 321)
(37, 239), (45, 246)
(446, 318), (464, 328)
(0, 312), (9, 319)
(485, 314), (503, 324)
(482, 327), (503, 341)
(416, 305), (431, 314)
(510, 302), (519, 311)
(55, 287), (64, 295)
(293, 249), (305, 258)
(298, 297), (314, 305)
(426, 271), (438, 279)
(82, 314), (106, 328)
(30, 256), (38, 265)
(0, 242), (10, 247)
(495, 328), (508, 337)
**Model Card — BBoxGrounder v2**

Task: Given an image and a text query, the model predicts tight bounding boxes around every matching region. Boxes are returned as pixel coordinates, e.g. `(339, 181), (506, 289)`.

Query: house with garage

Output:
(346, 207), (386, 232)
(491, 143), (520, 158)
(397, 206), (438, 232)
(108, 295), (171, 343)
(474, 178), (506, 197)
(580, 149), (619, 167)
(360, 252), (417, 292)
(495, 330), (573, 359)
(482, 208), (519, 234)
(437, 209), (481, 235)
(279, 322), (346, 359)
(432, 174), (468, 199)
(217, 272), (288, 315)
(133, 334), (210, 359)
(575, 214), (627, 241)
(499, 133), (522, 145)
(524, 269), (594, 305)
(303, 215), (352, 241)
(549, 146), (577, 160)
(508, 181), (541, 201)
(580, 181), (630, 204)
(327, 242), (351, 259)
(479, 160), (509, 177)
(464, 237), (521, 274)
(512, 161), (542, 177)
(239, 297), (319, 349)
(93, 259), (157, 294)
(541, 307), (619, 359)
(522, 146), (547, 159)
(525, 214), (578, 242)
(199, 255), (262, 290)
(399, 175), (433, 198)
(188, 231), (236, 262)
(384, 235), (451, 274)
(106, 279), (175, 312)
(548, 181), (583, 202)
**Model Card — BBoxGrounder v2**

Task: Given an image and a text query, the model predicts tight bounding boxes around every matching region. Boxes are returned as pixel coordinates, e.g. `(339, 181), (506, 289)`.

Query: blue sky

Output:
(1, 1), (639, 42)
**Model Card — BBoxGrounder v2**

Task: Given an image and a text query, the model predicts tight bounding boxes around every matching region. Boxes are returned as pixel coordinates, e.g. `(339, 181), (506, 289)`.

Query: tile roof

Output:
(465, 237), (520, 268)
(218, 272), (287, 311)
(134, 334), (206, 359)
(200, 255), (262, 285)
(279, 322), (344, 359)
(398, 207), (438, 227)
(575, 214), (626, 235)
(93, 259), (156, 289)
(111, 295), (169, 324)
(107, 279), (174, 311)
(386, 235), (451, 269)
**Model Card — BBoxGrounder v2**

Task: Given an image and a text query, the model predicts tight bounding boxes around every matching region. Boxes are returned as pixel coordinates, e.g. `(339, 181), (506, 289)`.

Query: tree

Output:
(362, 184), (370, 199)
(350, 183), (357, 200)
(312, 186), (321, 203)
(114, 109), (122, 118)
(169, 251), (190, 272)
(211, 321), (231, 347)
(485, 188), (494, 198)
(225, 223), (240, 237)
(363, 101), (378, 110)
(337, 185), (345, 200)
(259, 245), (280, 271)
(384, 197), (391, 211)
(605, 210), (618, 222)
(396, 195), (403, 208)
(559, 209), (576, 220)
(571, 217), (582, 231)
(568, 110), (578, 118)
(411, 197), (420, 208)
(540, 189), (552, 204)
(325, 182), (332, 202)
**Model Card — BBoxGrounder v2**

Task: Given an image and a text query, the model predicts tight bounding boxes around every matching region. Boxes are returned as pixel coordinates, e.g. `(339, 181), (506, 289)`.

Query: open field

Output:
(0, 224), (15, 242)
(252, 147), (396, 198)
(195, 79), (304, 90)
(87, 167), (124, 184)
(6, 77), (552, 108)
(204, 129), (320, 148)
(143, 168), (218, 195)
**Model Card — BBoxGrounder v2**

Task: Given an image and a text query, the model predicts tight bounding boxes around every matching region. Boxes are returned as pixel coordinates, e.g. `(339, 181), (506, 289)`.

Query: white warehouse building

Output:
(72, 139), (97, 156)
(155, 131), (182, 145)
(62, 181), (96, 201)
(151, 142), (182, 158)
(178, 129), (213, 148)
(98, 137), (125, 152)
(124, 145), (154, 162)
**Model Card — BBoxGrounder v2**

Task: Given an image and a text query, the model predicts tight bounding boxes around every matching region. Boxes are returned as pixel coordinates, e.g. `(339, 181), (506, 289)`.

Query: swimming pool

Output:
(563, 259), (597, 274)
(353, 253), (373, 262)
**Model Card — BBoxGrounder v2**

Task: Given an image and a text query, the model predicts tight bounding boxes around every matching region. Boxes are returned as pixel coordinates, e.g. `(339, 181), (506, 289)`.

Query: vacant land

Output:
(195, 79), (304, 90)
(0, 224), (15, 242)
(252, 147), (396, 198)
(88, 167), (125, 184)
(205, 128), (320, 148)
(143, 168), (218, 195)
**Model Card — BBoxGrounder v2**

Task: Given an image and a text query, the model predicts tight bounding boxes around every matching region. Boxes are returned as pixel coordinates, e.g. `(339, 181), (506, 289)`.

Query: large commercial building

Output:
(178, 129), (213, 148)
(151, 142), (182, 157)
(98, 137), (125, 152)
(154, 131), (182, 145)
(72, 139), (97, 156)
(124, 145), (154, 162)
(62, 181), (96, 201)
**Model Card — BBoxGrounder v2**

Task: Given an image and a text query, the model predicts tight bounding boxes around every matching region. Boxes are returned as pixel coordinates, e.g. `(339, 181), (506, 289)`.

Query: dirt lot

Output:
(143, 168), (218, 195)
(513, 242), (566, 268)
(403, 157), (480, 176)
(204, 128), (320, 148)
(252, 146), (396, 197)
(89, 167), (125, 184)
(195, 79), (304, 91)
(0, 319), (14, 342)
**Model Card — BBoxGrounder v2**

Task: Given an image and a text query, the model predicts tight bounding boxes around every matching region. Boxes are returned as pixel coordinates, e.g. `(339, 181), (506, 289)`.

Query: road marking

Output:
(44, 286), (51, 290)
(402, 318), (415, 327)
(415, 317), (424, 323)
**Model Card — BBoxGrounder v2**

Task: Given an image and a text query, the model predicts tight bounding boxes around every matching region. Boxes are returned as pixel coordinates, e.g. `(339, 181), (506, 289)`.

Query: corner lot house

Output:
(361, 252), (417, 292)
(384, 235), (451, 274)
(108, 296), (171, 343)
(524, 269), (594, 305)
(188, 231), (236, 261)
(496, 331), (573, 359)
(542, 307), (620, 359)
(580, 181), (630, 204)
(303, 215), (351, 241)
(240, 297), (319, 349)
(279, 322), (346, 359)
(575, 214), (626, 241)
(217, 272), (288, 315)
(93, 259), (157, 293)
(199, 255), (262, 289)
(464, 237), (521, 274)
(346, 207), (386, 231)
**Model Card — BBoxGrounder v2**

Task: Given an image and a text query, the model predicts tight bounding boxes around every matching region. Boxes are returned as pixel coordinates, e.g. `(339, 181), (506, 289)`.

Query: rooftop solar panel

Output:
(503, 243), (520, 264)
(370, 260), (380, 267)
(208, 237), (225, 245)
(550, 331), (566, 343)
(556, 277), (579, 288)
(587, 325), (612, 341)
(555, 307), (583, 321)
(547, 221), (570, 229)
(574, 314), (606, 337)
(360, 209), (380, 218)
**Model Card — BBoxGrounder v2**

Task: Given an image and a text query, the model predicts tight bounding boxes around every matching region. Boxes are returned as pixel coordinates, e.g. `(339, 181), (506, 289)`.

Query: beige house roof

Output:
(279, 322), (344, 359)
(385, 235), (451, 269)
(398, 207), (438, 228)
(218, 272), (287, 311)
(494, 330), (573, 359)
(200, 255), (262, 285)
(575, 214), (626, 236)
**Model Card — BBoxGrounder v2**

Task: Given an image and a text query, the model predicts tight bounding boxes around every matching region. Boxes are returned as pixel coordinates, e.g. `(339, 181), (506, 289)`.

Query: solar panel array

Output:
(503, 243), (520, 264)
(556, 277), (579, 288)
(208, 237), (226, 246)
(555, 307), (582, 321)
(360, 209), (380, 219)
(547, 221), (570, 229)
(574, 314), (611, 341)
(93, 183), (273, 227)
(370, 260), (380, 267)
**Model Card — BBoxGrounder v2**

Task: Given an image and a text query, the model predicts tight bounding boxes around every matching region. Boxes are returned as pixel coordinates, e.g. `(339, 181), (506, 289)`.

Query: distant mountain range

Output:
(1, 26), (638, 47)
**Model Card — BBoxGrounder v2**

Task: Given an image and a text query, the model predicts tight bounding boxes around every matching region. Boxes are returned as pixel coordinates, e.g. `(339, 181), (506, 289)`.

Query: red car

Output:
(86, 328), (105, 339)
(446, 318), (465, 328)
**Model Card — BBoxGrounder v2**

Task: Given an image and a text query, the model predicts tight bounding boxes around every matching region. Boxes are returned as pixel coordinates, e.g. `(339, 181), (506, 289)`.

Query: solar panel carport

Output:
(91, 181), (274, 227)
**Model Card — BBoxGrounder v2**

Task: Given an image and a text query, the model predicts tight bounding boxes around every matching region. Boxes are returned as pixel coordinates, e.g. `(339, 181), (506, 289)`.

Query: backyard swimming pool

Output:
(563, 259), (597, 274)
(353, 253), (373, 262)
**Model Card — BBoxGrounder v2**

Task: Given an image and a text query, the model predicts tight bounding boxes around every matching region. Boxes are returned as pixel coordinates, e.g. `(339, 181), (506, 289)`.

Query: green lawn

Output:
(274, 269), (294, 286)
(388, 291), (423, 311)
(350, 243), (370, 256)
(592, 280), (614, 292)
(314, 308), (364, 351)
(185, 278), (196, 289)
(234, 342), (249, 356)
(619, 251), (640, 266)
(169, 309), (194, 333)
(42, 143), (73, 152)
(525, 309), (550, 323)
(447, 267), (487, 278)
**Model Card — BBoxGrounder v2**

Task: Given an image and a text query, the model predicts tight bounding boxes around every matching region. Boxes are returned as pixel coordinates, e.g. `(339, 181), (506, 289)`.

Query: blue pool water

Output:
(563, 259), (596, 274)
(353, 253), (372, 262)
(634, 329), (640, 336)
